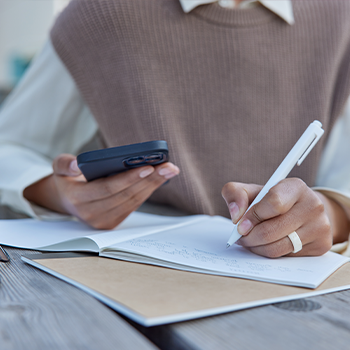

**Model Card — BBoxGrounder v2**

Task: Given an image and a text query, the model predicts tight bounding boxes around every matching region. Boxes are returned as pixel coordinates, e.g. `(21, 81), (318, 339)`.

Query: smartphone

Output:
(77, 140), (169, 181)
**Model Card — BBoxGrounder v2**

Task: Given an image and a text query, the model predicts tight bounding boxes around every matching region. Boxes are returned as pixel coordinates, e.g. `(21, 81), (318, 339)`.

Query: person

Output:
(0, 0), (350, 258)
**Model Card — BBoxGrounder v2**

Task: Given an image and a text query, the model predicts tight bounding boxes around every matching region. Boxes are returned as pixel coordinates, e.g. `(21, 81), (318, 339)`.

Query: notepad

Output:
(0, 212), (348, 288)
(21, 254), (350, 326)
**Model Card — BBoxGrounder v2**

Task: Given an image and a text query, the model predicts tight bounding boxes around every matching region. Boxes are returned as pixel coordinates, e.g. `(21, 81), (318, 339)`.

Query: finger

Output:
(110, 168), (174, 209)
(239, 196), (308, 247)
(239, 179), (328, 246)
(79, 167), (170, 218)
(221, 182), (262, 223)
(241, 211), (332, 258)
(53, 154), (82, 177)
(246, 228), (332, 258)
(242, 224), (307, 257)
(239, 214), (301, 248)
(286, 214), (332, 257)
(79, 171), (174, 229)
(245, 236), (292, 258)
(237, 178), (305, 236)
(76, 162), (179, 202)
(101, 183), (168, 229)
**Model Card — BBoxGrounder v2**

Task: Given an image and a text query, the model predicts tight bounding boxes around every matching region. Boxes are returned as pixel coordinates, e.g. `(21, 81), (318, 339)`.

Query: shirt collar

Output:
(179, 0), (295, 25)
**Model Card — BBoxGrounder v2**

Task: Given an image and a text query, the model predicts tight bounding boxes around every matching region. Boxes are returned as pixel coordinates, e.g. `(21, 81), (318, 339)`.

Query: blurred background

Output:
(0, 0), (70, 105)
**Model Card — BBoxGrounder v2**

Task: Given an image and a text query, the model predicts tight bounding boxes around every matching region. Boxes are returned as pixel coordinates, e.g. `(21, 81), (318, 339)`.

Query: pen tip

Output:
(226, 243), (231, 249)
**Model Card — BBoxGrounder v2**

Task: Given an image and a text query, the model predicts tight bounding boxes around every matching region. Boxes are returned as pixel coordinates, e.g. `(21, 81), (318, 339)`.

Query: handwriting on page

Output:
(102, 215), (348, 288)
(128, 239), (293, 276)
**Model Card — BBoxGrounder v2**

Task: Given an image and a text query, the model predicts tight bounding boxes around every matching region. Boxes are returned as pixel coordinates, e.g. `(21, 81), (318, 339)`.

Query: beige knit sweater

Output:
(51, 0), (350, 217)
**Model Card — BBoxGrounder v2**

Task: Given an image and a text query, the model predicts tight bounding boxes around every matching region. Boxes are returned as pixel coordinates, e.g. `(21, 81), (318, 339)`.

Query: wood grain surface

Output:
(0, 248), (158, 350)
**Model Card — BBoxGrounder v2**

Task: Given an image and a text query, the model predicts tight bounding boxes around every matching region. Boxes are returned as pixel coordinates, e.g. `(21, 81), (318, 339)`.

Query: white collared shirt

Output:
(0, 0), (350, 221)
(180, 0), (294, 24)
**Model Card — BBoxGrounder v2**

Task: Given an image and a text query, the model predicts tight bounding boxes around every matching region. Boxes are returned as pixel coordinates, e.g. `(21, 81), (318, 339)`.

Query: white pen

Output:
(226, 120), (324, 248)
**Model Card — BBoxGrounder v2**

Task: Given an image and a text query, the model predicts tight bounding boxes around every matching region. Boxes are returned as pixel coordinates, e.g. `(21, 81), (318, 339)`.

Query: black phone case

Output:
(77, 140), (169, 181)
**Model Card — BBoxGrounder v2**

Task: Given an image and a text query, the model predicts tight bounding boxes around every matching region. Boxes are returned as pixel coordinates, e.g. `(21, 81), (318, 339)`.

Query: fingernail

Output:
(70, 160), (80, 174)
(238, 219), (252, 235)
(158, 167), (173, 176)
(228, 202), (240, 223)
(139, 167), (154, 178)
(164, 172), (178, 180)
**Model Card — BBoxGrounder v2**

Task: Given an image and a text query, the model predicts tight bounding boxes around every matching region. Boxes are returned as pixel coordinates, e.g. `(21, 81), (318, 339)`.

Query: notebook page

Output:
(0, 212), (205, 251)
(92, 215), (205, 249)
(104, 216), (349, 288)
(0, 219), (99, 250)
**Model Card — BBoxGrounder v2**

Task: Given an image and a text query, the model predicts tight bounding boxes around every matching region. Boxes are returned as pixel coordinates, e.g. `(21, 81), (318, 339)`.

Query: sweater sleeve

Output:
(0, 40), (98, 219)
(314, 96), (350, 255)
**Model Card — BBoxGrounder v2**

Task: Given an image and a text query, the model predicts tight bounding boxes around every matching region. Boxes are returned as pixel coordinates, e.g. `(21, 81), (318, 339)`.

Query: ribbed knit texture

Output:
(51, 0), (350, 217)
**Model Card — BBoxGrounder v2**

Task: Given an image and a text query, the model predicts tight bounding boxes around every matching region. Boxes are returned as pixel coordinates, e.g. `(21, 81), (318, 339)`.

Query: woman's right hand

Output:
(24, 153), (180, 229)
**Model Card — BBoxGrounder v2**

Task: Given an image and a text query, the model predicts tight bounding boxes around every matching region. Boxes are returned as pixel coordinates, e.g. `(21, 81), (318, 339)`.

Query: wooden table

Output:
(2, 206), (350, 350)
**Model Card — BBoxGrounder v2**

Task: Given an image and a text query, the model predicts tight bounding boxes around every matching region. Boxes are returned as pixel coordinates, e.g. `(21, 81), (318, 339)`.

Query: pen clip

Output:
(297, 122), (324, 166)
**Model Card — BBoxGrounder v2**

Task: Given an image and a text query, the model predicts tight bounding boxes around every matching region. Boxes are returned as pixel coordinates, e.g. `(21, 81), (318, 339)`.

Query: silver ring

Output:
(288, 231), (302, 253)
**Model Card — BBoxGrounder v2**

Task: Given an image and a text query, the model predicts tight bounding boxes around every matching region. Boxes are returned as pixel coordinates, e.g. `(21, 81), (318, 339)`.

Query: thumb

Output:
(222, 182), (262, 223)
(53, 154), (81, 177)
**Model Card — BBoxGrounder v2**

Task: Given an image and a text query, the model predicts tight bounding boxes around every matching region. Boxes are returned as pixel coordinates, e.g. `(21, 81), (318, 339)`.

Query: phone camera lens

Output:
(145, 153), (164, 163)
(125, 156), (145, 165)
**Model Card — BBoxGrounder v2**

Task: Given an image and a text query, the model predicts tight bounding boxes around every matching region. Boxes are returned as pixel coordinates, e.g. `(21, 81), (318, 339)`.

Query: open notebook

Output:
(0, 212), (348, 288)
